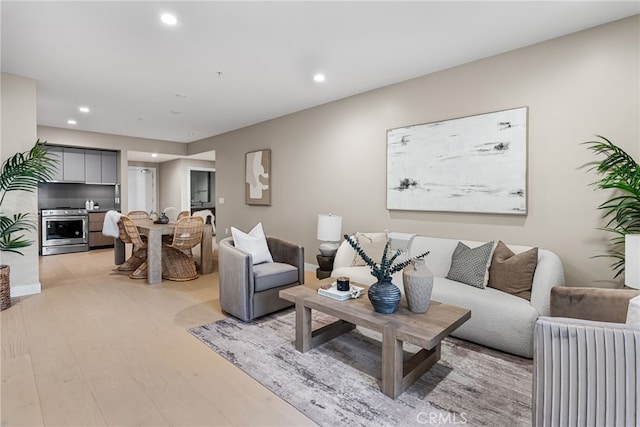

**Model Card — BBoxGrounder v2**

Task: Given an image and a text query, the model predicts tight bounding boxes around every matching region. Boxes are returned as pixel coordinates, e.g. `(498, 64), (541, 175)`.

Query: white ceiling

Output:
(2, 1), (639, 149)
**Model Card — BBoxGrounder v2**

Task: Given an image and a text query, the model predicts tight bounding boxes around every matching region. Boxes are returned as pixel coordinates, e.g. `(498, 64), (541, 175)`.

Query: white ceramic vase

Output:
(402, 259), (434, 313)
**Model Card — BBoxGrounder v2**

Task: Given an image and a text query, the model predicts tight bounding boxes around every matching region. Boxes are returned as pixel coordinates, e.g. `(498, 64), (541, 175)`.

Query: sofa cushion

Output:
(351, 232), (389, 266)
(488, 241), (538, 300)
(432, 276), (538, 357)
(253, 262), (298, 292)
(231, 222), (273, 265)
(446, 241), (494, 288)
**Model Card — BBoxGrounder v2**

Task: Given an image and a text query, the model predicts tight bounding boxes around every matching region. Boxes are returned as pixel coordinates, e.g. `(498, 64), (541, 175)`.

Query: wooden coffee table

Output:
(279, 278), (471, 399)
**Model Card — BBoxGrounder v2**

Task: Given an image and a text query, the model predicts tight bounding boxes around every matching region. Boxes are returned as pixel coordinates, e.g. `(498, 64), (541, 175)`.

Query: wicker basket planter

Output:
(1, 265), (10, 311)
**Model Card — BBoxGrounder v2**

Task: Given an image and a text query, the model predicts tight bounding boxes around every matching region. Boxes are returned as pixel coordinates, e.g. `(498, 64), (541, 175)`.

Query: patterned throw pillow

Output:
(351, 232), (389, 266)
(446, 241), (494, 288)
(488, 241), (538, 300)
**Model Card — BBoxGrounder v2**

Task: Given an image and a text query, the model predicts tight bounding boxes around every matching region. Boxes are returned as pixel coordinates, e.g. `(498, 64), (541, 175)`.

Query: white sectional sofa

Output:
(331, 235), (565, 358)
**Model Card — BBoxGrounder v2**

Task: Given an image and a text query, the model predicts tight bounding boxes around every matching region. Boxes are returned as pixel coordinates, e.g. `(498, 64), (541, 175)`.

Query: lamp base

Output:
(318, 241), (339, 257)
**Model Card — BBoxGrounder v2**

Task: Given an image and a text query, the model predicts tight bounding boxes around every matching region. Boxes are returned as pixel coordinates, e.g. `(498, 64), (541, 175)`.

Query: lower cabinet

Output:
(89, 212), (114, 248)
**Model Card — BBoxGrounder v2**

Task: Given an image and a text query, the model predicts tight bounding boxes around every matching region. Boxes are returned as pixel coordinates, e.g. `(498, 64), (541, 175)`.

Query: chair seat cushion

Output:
(253, 262), (298, 292)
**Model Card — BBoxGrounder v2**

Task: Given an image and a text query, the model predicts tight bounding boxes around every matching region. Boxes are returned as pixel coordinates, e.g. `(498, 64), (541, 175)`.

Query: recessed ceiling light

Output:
(313, 73), (326, 83)
(151, 153), (158, 158)
(161, 13), (177, 26)
(67, 119), (77, 125)
(175, 93), (187, 98)
(78, 106), (90, 113)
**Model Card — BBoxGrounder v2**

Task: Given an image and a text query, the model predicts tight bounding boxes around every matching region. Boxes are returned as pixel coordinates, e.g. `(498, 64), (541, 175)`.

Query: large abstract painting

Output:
(387, 107), (527, 214)
(245, 149), (271, 205)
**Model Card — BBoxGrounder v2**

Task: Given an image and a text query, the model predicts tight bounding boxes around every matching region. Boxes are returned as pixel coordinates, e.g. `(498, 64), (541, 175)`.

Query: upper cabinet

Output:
(100, 151), (118, 184)
(84, 149), (101, 183)
(63, 148), (85, 182)
(48, 146), (64, 181)
(47, 146), (118, 184)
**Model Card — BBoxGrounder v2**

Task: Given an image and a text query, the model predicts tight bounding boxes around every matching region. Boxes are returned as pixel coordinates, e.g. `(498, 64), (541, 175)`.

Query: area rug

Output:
(189, 309), (532, 426)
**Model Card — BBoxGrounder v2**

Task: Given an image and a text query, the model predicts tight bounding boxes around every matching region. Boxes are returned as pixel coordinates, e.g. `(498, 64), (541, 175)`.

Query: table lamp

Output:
(317, 214), (342, 256)
(625, 234), (640, 289)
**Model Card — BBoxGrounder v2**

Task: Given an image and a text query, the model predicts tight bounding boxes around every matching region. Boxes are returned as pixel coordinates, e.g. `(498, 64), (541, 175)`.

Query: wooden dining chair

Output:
(127, 210), (150, 220)
(116, 219), (147, 272)
(120, 215), (149, 279)
(162, 216), (204, 281)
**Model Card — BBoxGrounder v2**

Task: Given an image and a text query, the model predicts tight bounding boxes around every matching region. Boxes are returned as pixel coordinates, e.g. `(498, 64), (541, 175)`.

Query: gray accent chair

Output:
(219, 236), (304, 322)
(533, 288), (640, 426)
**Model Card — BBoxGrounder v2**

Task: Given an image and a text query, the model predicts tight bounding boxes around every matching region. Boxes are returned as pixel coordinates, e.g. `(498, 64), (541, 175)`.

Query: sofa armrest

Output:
(219, 237), (255, 320)
(550, 287), (640, 323)
(267, 236), (305, 284)
(529, 249), (566, 316)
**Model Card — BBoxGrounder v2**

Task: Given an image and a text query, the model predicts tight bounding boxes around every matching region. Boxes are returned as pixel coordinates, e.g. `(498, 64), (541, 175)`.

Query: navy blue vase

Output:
(368, 277), (401, 314)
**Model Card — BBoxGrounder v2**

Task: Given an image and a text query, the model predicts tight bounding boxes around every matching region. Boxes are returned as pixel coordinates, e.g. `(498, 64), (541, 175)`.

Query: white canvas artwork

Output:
(245, 149), (271, 205)
(387, 107), (527, 214)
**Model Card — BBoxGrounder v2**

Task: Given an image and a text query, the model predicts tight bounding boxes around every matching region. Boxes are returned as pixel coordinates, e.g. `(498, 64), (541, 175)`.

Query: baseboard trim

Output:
(11, 282), (41, 297)
(304, 263), (318, 272)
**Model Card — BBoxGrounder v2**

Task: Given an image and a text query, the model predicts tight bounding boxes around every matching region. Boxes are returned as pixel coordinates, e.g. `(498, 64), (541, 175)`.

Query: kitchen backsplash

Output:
(38, 182), (118, 211)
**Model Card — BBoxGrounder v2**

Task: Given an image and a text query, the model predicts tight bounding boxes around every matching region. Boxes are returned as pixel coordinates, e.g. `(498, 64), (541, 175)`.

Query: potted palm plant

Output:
(0, 140), (57, 310)
(584, 135), (640, 279)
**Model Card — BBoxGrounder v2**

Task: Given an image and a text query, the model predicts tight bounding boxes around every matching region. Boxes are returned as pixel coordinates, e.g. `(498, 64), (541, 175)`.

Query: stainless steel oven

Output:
(40, 208), (89, 255)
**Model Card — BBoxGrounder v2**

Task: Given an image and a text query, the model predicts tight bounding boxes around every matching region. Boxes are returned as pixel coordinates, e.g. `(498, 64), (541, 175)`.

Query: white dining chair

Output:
(163, 206), (179, 222)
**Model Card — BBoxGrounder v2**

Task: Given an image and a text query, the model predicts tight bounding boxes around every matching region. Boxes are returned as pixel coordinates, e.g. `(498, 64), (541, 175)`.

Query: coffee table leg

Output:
(382, 324), (403, 399)
(295, 296), (312, 353)
(382, 325), (441, 399)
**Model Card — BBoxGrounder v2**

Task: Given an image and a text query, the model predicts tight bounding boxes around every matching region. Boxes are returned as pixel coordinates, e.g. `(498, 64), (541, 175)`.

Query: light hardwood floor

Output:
(1, 249), (317, 426)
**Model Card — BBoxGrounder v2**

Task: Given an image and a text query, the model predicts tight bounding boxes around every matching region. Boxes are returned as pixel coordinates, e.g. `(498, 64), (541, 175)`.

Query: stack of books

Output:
(318, 282), (364, 301)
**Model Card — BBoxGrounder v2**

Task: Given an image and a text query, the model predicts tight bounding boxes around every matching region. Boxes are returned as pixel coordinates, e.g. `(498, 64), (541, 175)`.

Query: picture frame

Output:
(245, 149), (271, 205)
(386, 107), (528, 215)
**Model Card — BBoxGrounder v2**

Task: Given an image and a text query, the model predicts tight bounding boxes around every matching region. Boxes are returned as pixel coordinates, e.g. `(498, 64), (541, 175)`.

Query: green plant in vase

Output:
(583, 135), (640, 279)
(0, 140), (57, 310)
(345, 234), (429, 313)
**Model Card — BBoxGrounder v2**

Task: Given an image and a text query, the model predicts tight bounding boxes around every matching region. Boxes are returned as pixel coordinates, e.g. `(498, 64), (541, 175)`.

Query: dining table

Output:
(134, 219), (175, 284)
(114, 218), (213, 285)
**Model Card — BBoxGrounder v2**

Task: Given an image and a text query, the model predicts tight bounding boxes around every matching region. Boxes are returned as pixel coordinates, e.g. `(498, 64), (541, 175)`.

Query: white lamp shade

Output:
(625, 234), (640, 289)
(317, 214), (342, 242)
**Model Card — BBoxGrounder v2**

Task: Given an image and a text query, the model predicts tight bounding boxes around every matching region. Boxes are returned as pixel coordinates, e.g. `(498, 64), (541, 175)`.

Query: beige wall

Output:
(0, 73), (40, 296)
(198, 16), (639, 288)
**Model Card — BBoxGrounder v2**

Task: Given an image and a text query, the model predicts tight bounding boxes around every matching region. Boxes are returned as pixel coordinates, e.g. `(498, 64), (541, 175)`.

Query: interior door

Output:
(128, 167), (156, 213)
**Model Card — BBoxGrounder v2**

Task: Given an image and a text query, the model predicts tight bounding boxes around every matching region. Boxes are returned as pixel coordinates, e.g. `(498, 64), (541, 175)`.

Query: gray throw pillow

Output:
(446, 241), (494, 288)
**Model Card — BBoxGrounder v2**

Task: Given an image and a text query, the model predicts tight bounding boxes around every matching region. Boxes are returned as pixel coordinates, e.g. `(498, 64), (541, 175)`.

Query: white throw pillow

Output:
(231, 223), (273, 265)
(626, 295), (640, 326)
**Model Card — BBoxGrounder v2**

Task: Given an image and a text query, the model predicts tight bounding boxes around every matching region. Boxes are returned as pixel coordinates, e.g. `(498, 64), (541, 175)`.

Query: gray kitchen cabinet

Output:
(48, 146), (63, 181)
(46, 146), (118, 184)
(101, 151), (117, 184)
(84, 149), (102, 183)
(63, 148), (85, 182)
(85, 149), (117, 184)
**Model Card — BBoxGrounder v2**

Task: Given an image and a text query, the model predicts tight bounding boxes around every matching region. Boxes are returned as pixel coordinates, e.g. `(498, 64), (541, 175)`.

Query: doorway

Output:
(128, 166), (157, 213)
(188, 167), (215, 214)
